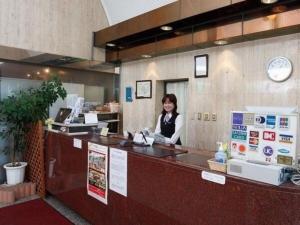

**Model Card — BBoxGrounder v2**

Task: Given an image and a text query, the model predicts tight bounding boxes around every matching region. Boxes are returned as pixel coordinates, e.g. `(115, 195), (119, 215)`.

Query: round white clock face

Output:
(267, 56), (292, 82)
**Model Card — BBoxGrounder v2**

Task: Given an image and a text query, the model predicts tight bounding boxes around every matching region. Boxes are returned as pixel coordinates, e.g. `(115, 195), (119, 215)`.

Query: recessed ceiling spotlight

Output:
(214, 40), (228, 45)
(106, 43), (116, 47)
(261, 0), (278, 4)
(141, 54), (152, 58)
(161, 26), (173, 31)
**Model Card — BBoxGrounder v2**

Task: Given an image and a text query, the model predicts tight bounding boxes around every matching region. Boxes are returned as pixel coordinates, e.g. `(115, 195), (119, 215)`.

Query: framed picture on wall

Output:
(136, 80), (152, 99)
(194, 54), (208, 78)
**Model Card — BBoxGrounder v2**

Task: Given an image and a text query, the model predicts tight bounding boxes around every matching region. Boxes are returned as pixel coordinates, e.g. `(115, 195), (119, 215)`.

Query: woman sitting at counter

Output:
(155, 94), (184, 145)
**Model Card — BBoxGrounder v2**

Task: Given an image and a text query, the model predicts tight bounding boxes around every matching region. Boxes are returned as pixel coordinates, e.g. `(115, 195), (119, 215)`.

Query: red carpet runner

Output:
(0, 199), (73, 225)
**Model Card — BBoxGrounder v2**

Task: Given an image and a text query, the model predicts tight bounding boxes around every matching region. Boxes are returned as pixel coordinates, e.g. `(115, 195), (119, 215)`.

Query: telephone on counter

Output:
(120, 130), (134, 147)
(123, 130), (134, 140)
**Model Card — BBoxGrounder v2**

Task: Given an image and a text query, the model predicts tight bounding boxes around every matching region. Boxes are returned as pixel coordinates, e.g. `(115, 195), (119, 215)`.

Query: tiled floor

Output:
(0, 195), (91, 225)
(44, 196), (91, 225)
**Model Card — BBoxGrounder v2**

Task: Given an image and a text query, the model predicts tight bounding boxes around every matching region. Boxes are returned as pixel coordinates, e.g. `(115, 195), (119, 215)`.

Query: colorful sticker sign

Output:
(277, 155), (293, 165)
(238, 144), (246, 153)
(249, 145), (258, 151)
(278, 148), (290, 154)
(249, 137), (259, 145)
(232, 130), (247, 141)
(263, 146), (273, 156)
(279, 134), (293, 144)
(279, 117), (289, 129)
(254, 115), (266, 128)
(263, 131), (276, 141)
(232, 113), (244, 125)
(243, 113), (255, 125)
(266, 115), (276, 129)
(232, 125), (247, 131)
(231, 142), (238, 151)
(250, 131), (259, 138)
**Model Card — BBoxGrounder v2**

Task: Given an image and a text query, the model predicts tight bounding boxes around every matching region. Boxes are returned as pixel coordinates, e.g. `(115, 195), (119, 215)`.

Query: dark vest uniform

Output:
(160, 113), (182, 145)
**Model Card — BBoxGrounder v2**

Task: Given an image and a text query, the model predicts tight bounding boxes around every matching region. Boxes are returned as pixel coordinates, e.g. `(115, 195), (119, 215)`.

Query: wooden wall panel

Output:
(139, 1), (181, 31)
(244, 9), (300, 35)
(95, 2), (180, 46)
(95, 0), (247, 47)
(155, 34), (193, 53)
(193, 22), (242, 45)
(180, 0), (231, 19)
(118, 43), (156, 61)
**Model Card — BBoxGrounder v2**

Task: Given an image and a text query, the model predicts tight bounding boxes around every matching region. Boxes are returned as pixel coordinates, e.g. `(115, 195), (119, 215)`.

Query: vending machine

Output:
(230, 110), (298, 166)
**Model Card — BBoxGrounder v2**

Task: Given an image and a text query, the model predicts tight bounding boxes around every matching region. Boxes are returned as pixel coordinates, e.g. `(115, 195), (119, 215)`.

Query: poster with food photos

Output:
(87, 142), (108, 205)
(230, 111), (298, 166)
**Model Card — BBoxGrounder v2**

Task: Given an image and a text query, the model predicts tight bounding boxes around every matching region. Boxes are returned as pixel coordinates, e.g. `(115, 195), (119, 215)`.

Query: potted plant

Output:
(0, 76), (66, 185)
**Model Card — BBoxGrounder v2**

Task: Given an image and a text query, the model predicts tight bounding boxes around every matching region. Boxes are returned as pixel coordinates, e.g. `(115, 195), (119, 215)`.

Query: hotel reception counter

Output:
(45, 131), (300, 225)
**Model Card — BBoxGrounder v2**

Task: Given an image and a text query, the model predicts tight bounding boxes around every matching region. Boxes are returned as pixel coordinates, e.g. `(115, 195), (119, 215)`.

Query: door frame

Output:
(164, 78), (189, 95)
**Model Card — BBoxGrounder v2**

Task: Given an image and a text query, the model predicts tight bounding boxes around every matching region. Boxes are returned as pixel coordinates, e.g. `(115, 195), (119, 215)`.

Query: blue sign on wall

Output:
(125, 87), (133, 102)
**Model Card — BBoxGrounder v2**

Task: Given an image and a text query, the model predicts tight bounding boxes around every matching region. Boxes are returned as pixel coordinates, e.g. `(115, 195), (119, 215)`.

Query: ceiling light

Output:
(261, 0), (278, 4)
(44, 68), (50, 73)
(36, 71), (40, 75)
(161, 26), (173, 31)
(141, 54), (152, 58)
(106, 43), (116, 47)
(27, 74), (31, 78)
(214, 40), (228, 45)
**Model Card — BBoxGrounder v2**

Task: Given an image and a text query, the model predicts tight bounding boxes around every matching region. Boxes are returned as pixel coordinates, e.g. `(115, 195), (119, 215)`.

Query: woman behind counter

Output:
(155, 94), (184, 145)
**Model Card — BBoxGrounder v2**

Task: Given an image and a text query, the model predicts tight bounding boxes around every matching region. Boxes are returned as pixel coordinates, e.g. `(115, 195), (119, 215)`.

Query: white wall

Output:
(121, 33), (300, 151)
(0, 0), (109, 59)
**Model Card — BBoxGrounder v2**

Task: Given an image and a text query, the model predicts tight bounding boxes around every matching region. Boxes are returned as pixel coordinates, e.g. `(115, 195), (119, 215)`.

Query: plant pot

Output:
(3, 162), (27, 185)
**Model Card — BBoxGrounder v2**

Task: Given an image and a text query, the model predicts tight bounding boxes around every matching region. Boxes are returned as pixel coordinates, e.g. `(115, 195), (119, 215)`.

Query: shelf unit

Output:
(97, 112), (120, 134)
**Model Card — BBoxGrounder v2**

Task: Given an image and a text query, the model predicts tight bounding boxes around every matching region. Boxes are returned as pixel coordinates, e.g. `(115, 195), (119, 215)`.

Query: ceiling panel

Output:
(100, 0), (177, 25)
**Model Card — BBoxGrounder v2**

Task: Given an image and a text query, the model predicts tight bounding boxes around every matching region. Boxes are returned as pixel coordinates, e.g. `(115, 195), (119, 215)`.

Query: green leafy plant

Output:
(0, 76), (67, 166)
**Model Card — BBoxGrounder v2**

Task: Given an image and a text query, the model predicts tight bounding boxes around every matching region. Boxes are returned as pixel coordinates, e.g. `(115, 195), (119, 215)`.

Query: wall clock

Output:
(267, 56), (293, 82)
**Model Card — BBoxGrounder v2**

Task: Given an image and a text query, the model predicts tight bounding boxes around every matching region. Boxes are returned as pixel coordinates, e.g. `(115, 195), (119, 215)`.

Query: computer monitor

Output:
(55, 108), (72, 123)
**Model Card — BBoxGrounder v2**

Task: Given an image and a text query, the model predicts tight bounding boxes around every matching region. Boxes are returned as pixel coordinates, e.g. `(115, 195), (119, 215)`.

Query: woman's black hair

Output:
(161, 94), (178, 116)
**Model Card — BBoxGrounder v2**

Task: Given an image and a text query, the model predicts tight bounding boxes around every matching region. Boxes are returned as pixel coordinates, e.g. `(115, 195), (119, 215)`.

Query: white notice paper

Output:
(201, 171), (226, 185)
(84, 113), (98, 124)
(73, 138), (82, 149)
(109, 148), (128, 197)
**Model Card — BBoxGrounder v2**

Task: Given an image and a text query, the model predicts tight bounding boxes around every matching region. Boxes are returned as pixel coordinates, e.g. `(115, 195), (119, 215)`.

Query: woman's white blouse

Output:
(154, 113), (184, 144)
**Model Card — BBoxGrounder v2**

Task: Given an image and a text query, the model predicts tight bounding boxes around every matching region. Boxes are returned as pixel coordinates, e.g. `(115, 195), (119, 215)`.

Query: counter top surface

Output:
(45, 131), (300, 225)
(48, 131), (300, 193)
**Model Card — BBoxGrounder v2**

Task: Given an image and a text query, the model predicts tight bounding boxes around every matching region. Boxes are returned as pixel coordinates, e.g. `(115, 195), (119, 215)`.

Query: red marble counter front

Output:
(45, 131), (300, 225)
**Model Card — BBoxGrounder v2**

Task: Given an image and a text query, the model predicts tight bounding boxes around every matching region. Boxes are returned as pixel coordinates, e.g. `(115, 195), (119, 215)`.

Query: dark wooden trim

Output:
(106, 9), (300, 63)
(194, 54), (209, 78)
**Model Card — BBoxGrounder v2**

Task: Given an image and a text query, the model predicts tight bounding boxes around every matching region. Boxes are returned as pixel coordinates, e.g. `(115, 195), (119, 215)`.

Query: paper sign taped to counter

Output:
(87, 142), (108, 205)
(73, 138), (82, 149)
(109, 148), (128, 197)
(201, 171), (226, 185)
